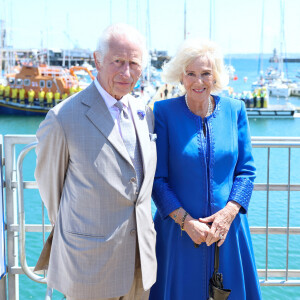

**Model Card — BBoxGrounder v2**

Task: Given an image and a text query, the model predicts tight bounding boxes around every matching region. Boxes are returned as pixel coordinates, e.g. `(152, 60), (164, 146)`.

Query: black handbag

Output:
(208, 244), (231, 300)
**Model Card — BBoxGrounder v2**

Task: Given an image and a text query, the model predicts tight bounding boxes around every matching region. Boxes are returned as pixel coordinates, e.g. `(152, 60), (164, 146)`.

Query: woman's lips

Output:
(193, 88), (205, 93)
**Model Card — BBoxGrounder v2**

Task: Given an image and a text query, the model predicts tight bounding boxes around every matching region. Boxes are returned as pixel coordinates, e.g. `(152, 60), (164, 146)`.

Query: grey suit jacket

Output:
(35, 82), (157, 299)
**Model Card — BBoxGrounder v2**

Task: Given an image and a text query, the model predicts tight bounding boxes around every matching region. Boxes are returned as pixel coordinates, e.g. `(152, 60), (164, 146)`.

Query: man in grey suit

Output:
(35, 23), (157, 300)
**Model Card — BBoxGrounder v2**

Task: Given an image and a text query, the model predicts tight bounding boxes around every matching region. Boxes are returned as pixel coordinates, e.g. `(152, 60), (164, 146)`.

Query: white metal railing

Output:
(1, 135), (300, 299)
(16, 142), (47, 284)
(251, 137), (300, 286)
(3, 135), (54, 300)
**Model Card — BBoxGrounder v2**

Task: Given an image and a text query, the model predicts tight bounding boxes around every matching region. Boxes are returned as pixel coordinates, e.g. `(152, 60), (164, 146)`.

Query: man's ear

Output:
(93, 52), (101, 70)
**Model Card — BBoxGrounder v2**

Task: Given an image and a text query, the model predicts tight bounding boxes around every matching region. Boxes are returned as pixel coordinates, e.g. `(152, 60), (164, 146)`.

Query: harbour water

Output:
(1, 58), (300, 299)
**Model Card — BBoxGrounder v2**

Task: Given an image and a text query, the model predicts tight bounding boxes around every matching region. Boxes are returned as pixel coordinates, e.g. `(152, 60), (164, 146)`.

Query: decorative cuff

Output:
(152, 178), (181, 219)
(228, 177), (254, 214)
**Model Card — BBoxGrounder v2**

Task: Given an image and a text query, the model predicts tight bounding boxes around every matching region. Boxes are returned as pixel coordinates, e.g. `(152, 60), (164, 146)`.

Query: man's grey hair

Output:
(95, 23), (148, 69)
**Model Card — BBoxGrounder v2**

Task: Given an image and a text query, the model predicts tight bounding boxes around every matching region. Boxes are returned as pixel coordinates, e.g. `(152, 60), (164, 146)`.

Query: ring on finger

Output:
(219, 233), (224, 239)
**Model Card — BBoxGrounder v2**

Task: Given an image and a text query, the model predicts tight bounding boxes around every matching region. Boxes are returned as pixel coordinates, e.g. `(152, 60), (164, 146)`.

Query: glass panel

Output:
(46, 81), (52, 88)
(24, 79), (30, 86)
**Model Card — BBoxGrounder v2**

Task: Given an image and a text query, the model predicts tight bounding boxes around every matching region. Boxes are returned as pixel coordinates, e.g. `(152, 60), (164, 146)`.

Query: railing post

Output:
(265, 147), (270, 281)
(4, 136), (19, 300)
(286, 147), (291, 281)
(0, 134), (7, 300)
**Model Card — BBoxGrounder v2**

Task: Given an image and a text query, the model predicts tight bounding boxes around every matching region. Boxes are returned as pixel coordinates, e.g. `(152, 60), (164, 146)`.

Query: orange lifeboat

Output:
(6, 65), (79, 98)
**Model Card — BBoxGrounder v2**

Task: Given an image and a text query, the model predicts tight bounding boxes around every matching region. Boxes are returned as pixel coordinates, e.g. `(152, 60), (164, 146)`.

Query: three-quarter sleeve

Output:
(228, 101), (256, 213)
(152, 102), (181, 219)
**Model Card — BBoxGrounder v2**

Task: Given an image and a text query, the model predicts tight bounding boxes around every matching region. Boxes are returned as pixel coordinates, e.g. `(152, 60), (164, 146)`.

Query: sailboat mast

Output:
(127, 0), (129, 23)
(258, 0), (265, 74)
(110, 0), (112, 24)
(279, 0), (286, 78)
(146, 0), (151, 82)
(209, 0), (212, 40)
(184, 0), (186, 40)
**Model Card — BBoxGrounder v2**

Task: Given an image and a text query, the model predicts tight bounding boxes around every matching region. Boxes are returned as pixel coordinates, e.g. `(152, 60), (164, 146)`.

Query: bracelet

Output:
(172, 208), (180, 223)
(180, 211), (189, 235)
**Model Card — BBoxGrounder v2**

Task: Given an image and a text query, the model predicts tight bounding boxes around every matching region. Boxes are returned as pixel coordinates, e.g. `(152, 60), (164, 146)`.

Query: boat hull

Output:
(0, 99), (49, 116)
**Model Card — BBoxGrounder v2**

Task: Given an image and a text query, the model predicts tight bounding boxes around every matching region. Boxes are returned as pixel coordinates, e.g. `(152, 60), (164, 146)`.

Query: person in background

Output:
(35, 23), (157, 300)
(149, 38), (262, 300)
(253, 89), (258, 108)
(164, 84), (168, 99)
(260, 88), (266, 108)
(141, 80), (145, 95)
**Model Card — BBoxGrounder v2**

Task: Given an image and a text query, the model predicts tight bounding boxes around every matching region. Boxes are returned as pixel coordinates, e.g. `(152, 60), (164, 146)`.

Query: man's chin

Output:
(115, 89), (133, 99)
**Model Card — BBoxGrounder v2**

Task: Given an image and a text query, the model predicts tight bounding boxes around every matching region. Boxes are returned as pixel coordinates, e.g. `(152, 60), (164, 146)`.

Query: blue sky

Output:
(1, 0), (299, 56)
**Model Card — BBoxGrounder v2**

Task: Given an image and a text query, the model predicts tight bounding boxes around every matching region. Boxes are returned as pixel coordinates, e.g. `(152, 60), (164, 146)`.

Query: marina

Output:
(0, 0), (300, 298)
(0, 58), (300, 300)
(1, 50), (300, 300)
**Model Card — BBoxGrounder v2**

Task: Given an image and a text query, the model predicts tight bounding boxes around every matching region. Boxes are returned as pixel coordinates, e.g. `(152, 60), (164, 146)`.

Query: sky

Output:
(1, 0), (300, 57)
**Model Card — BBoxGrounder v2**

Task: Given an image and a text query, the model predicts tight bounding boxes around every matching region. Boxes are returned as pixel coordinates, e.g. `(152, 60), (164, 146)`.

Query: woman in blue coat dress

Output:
(149, 39), (262, 300)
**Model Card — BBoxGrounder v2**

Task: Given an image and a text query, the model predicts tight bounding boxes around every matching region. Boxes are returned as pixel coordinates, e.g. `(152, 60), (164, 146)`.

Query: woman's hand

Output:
(199, 201), (241, 247)
(184, 215), (211, 245)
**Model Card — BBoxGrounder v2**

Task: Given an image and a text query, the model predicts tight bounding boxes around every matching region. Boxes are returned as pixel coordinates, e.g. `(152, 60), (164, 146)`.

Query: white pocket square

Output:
(149, 133), (157, 141)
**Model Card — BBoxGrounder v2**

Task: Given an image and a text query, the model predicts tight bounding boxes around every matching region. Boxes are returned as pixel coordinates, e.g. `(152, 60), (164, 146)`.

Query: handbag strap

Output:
(214, 243), (220, 273)
(212, 243), (224, 289)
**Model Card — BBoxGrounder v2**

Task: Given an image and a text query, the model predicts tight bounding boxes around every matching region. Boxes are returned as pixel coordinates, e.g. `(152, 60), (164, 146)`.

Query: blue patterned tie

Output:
(115, 101), (144, 189)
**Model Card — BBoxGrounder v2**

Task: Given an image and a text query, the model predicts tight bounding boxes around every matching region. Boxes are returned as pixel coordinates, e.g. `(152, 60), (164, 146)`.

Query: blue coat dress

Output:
(149, 95), (262, 300)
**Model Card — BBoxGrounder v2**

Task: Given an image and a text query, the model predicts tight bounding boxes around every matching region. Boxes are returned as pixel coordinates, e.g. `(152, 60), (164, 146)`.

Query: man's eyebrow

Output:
(112, 55), (122, 60)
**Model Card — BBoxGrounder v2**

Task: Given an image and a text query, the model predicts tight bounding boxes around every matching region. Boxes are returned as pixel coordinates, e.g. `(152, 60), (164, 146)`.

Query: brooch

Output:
(137, 110), (145, 120)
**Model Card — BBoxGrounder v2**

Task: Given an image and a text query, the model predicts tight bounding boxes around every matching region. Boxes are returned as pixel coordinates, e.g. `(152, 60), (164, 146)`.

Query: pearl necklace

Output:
(185, 94), (213, 117)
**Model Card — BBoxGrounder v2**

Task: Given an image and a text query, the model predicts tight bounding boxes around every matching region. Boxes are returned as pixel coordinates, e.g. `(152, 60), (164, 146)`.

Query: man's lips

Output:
(116, 81), (132, 86)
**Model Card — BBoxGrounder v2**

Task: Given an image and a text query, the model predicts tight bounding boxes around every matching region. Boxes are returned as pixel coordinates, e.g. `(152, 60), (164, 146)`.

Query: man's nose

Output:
(120, 62), (130, 77)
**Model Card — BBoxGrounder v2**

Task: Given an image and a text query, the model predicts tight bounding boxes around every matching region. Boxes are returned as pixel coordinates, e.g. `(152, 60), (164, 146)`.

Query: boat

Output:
(226, 64), (237, 80)
(0, 100), (50, 116)
(252, 68), (291, 98)
(290, 82), (300, 97)
(252, 72), (291, 99)
(252, 0), (292, 99)
(268, 80), (291, 98)
(0, 64), (80, 116)
(5, 64), (79, 95)
(265, 66), (281, 81)
(69, 66), (95, 89)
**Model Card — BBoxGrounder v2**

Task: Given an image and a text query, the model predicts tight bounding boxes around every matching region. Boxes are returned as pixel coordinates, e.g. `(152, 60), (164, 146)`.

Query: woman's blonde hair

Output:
(162, 38), (229, 93)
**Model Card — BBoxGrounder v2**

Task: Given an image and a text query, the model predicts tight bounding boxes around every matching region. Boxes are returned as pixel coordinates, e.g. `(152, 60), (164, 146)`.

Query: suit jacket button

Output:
(130, 229), (136, 236)
(130, 177), (137, 183)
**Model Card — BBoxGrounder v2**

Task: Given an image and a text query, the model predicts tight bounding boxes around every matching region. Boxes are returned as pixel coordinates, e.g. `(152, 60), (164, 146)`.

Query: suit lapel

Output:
(83, 83), (132, 166)
(129, 97), (150, 182)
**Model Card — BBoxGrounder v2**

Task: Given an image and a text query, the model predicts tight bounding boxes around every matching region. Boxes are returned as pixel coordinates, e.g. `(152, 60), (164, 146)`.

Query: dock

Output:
(246, 104), (298, 118)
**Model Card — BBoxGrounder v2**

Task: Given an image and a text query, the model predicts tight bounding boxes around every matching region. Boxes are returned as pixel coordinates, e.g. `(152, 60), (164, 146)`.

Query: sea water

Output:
(0, 58), (300, 299)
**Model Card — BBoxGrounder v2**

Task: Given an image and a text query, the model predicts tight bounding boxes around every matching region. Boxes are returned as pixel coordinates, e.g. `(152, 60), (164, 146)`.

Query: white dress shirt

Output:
(94, 78), (135, 138)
